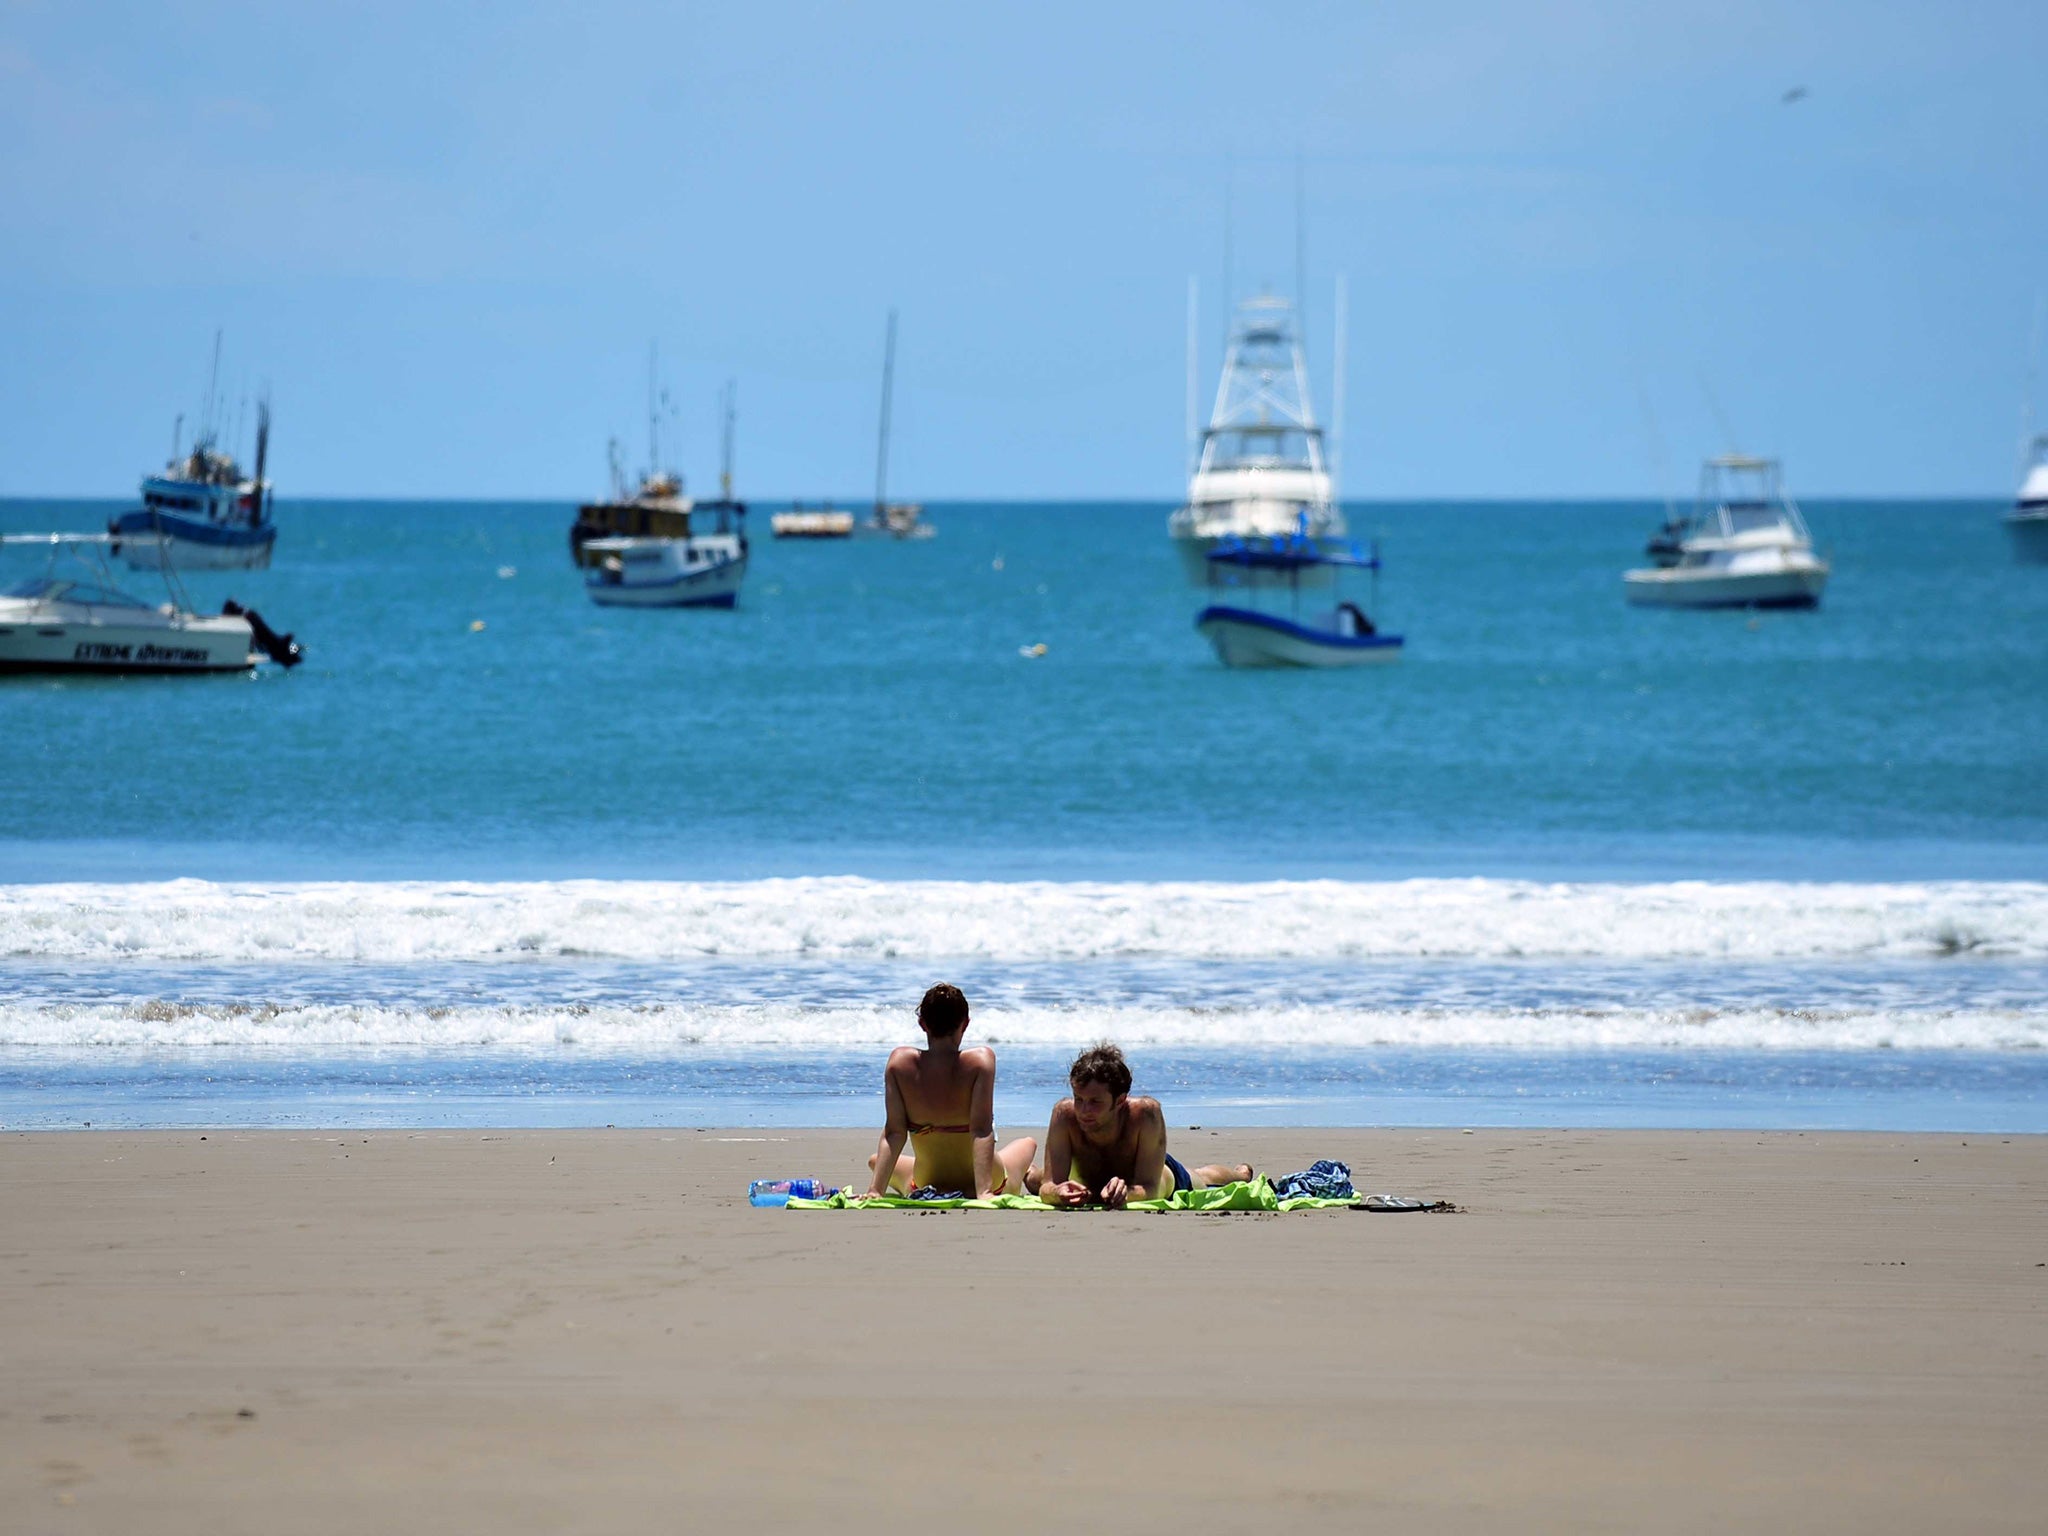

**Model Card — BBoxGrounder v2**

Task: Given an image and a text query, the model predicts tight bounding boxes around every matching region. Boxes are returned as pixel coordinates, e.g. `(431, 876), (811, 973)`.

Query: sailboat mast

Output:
(202, 328), (223, 443)
(1331, 274), (1347, 492)
(874, 308), (897, 516)
(721, 380), (736, 500)
(1185, 277), (1199, 478)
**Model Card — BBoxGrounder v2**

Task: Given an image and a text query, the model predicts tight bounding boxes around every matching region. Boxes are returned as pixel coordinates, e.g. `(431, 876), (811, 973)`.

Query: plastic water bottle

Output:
(749, 1177), (836, 1207)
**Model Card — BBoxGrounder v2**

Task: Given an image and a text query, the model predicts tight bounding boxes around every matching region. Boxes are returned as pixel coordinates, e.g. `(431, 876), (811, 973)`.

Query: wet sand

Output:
(3, 1127), (2044, 1533)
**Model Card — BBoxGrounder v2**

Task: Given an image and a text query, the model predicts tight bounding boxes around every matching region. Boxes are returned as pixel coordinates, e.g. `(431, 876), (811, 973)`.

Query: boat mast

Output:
(720, 379), (736, 500)
(201, 328), (223, 446)
(874, 308), (897, 518)
(1185, 277), (1199, 478)
(250, 396), (271, 525)
(1331, 275), (1347, 495)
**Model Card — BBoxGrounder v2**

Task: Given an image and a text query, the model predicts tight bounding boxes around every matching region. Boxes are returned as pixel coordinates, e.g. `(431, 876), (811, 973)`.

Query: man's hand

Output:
(1042, 1180), (1092, 1208)
(1101, 1177), (1131, 1209)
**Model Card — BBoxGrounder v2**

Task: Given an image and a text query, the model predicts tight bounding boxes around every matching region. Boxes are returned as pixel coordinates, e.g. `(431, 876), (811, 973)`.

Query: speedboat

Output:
(583, 499), (748, 608)
(1624, 455), (1828, 609)
(1170, 295), (1345, 584)
(2007, 433), (2048, 564)
(109, 364), (276, 571)
(1195, 535), (1403, 668)
(0, 534), (301, 674)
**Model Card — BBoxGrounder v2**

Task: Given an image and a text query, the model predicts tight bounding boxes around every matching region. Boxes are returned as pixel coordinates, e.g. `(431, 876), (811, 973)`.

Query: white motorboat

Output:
(0, 534), (301, 673)
(108, 337), (276, 570)
(1624, 455), (1828, 610)
(2006, 433), (2048, 564)
(1170, 294), (1345, 583)
(583, 499), (748, 608)
(1195, 536), (1403, 668)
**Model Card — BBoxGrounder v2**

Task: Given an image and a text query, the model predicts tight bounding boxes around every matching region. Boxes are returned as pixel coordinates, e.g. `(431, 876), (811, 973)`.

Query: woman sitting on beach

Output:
(860, 983), (1038, 1200)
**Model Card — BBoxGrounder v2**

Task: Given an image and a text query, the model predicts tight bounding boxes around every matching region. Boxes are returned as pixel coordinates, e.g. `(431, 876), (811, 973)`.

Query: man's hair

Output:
(1068, 1042), (1132, 1098)
(917, 983), (970, 1034)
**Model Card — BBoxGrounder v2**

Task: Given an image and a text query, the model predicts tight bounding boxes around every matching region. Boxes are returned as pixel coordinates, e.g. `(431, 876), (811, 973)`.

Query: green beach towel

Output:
(785, 1177), (1449, 1213)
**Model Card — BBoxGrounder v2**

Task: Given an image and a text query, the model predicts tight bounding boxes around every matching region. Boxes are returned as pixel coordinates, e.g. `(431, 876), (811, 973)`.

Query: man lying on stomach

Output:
(1029, 1042), (1252, 1208)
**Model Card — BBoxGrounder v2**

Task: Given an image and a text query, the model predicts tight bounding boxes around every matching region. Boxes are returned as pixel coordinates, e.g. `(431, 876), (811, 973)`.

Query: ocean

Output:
(3, 497), (2043, 1132)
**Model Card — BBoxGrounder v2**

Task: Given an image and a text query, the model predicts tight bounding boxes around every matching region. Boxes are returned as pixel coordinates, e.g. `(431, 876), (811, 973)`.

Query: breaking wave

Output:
(2, 876), (2044, 964)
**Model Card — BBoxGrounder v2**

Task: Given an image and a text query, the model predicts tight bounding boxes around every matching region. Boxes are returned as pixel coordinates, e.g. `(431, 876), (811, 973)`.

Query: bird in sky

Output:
(1782, 86), (1808, 104)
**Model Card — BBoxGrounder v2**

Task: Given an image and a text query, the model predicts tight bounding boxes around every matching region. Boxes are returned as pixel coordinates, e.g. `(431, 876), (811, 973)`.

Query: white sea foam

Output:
(0, 998), (2039, 1052)
(2, 877), (2045, 964)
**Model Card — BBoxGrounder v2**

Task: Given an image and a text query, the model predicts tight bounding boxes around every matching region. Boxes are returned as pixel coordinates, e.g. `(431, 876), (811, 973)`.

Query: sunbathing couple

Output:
(860, 983), (1251, 1206)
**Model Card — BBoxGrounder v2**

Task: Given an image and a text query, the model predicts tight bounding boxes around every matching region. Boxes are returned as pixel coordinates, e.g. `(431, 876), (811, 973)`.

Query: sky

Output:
(1, 1), (2043, 500)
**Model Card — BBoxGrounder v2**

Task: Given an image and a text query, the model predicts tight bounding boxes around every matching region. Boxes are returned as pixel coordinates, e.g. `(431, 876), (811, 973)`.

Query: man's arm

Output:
(969, 1049), (997, 1199)
(1109, 1100), (1169, 1208)
(864, 1055), (911, 1197)
(1038, 1101), (1090, 1207)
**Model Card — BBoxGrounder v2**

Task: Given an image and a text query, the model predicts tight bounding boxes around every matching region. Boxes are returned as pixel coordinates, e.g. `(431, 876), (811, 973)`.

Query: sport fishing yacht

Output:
(1169, 295), (1344, 582)
(1624, 455), (1829, 609)
(2007, 433), (2048, 564)
(0, 534), (301, 673)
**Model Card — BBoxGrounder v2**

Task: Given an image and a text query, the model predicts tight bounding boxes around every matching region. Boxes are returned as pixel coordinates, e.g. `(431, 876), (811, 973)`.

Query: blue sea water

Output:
(2, 497), (2043, 1132)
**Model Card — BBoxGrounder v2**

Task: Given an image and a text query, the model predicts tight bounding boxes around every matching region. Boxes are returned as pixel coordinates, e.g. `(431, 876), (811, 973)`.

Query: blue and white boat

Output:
(582, 500), (749, 608)
(109, 397), (276, 572)
(1195, 534), (1403, 668)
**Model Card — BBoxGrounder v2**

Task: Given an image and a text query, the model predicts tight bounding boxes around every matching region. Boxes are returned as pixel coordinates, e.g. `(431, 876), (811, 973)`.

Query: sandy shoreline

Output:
(4, 1126), (2044, 1533)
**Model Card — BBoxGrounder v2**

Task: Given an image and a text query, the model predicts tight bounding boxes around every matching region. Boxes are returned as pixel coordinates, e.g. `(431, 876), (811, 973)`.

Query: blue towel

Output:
(1272, 1159), (1354, 1201)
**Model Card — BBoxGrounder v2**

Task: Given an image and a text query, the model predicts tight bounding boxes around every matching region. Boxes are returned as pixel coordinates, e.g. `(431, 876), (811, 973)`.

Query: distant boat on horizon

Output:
(108, 334), (277, 571)
(1624, 455), (1829, 610)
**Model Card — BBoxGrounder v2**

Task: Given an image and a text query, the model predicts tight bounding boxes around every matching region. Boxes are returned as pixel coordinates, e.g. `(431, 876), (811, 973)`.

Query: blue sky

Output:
(1, 1), (2043, 499)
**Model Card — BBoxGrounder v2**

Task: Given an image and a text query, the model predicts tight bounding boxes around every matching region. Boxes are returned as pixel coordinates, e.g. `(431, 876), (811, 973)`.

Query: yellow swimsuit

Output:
(907, 1123), (1007, 1196)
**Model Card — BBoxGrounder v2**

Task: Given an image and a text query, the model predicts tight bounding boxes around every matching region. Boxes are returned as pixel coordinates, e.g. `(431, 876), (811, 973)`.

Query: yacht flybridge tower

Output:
(1169, 294), (1346, 581)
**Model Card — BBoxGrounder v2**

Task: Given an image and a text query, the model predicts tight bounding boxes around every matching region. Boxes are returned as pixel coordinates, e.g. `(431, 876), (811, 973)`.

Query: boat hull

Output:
(1195, 606), (1404, 668)
(2006, 510), (2048, 565)
(586, 551), (747, 608)
(1622, 563), (1828, 609)
(0, 615), (255, 673)
(109, 510), (275, 571)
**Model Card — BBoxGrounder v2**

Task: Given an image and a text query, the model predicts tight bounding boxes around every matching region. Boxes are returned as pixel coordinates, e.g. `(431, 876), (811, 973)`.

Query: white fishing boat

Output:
(108, 337), (277, 571)
(2008, 433), (2048, 564)
(1195, 535), (1403, 668)
(583, 499), (748, 608)
(0, 534), (301, 674)
(1624, 455), (1828, 610)
(1170, 294), (1345, 583)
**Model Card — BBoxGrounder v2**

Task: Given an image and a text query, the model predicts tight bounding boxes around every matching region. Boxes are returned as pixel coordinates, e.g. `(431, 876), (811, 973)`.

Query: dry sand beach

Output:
(4, 1127), (2044, 1534)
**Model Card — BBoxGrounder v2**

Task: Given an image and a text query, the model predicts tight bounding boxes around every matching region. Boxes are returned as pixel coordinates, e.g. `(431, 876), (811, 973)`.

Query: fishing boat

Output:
(1624, 455), (1828, 610)
(1195, 534), (1402, 668)
(570, 345), (702, 567)
(108, 337), (277, 571)
(0, 533), (301, 674)
(2008, 433), (2048, 564)
(860, 309), (934, 540)
(583, 497), (748, 609)
(1170, 294), (1345, 583)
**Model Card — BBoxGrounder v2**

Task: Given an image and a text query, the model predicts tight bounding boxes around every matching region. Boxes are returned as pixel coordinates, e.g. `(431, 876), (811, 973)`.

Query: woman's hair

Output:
(917, 982), (970, 1034)
(1068, 1042), (1132, 1097)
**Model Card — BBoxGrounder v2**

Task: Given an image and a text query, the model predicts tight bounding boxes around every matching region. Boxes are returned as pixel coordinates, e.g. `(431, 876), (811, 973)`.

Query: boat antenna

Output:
(202, 328), (223, 444)
(1633, 369), (1679, 527)
(1294, 150), (1308, 342)
(647, 340), (660, 475)
(2021, 292), (2045, 476)
(171, 413), (183, 465)
(1185, 276), (1199, 478)
(1331, 273), (1347, 493)
(1221, 164), (1234, 347)
(1697, 373), (1741, 455)
(720, 379), (736, 500)
(251, 393), (271, 525)
(874, 308), (898, 519)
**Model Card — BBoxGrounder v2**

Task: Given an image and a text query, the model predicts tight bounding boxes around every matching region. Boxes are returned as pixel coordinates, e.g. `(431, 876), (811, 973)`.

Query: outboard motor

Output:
(222, 598), (304, 669)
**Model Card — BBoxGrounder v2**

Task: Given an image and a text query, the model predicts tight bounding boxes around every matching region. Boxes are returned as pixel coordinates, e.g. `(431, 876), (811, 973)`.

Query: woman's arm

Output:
(864, 1056), (910, 1197)
(969, 1049), (998, 1199)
